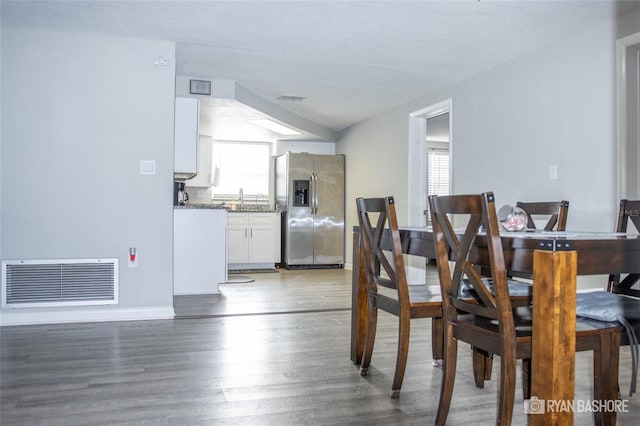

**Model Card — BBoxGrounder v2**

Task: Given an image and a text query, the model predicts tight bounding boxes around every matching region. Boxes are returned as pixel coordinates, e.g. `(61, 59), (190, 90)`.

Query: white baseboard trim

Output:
(344, 262), (353, 271)
(0, 306), (176, 327)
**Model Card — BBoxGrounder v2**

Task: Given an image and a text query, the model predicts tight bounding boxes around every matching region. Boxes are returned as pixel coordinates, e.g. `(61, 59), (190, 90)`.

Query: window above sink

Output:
(210, 140), (271, 207)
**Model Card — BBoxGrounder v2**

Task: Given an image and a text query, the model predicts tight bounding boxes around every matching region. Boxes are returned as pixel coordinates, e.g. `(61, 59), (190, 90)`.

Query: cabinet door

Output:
(174, 97), (199, 176)
(227, 225), (249, 263)
(248, 224), (275, 263)
(185, 136), (213, 188)
(274, 214), (281, 263)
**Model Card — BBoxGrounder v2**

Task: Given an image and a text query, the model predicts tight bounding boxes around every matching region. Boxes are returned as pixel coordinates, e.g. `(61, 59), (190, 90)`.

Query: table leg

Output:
(350, 229), (367, 364)
(530, 249), (577, 425)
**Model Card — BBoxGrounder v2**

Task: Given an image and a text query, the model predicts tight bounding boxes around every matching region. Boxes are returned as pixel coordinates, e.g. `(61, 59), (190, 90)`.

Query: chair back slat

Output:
(515, 200), (569, 231)
(356, 196), (410, 305)
(429, 192), (513, 323)
(615, 199), (640, 233)
(608, 199), (640, 296)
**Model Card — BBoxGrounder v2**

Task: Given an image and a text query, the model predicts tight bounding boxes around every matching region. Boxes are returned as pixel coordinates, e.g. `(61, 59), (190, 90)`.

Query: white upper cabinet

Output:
(185, 136), (214, 188)
(174, 97), (199, 179)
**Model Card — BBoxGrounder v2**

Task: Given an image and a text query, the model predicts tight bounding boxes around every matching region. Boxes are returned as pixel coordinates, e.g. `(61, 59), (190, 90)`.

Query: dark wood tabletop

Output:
(379, 227), (640, 274)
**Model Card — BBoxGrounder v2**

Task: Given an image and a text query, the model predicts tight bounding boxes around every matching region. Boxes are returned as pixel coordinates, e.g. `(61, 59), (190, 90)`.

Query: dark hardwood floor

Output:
(1, 268), (638, 425)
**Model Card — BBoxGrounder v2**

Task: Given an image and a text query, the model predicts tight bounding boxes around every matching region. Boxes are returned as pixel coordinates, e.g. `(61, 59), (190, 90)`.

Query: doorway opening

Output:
(426, 111), (451, 225)
(617, 32), (640, 202)
(408, 99), (453, 227)
(407, 100), (452, 283)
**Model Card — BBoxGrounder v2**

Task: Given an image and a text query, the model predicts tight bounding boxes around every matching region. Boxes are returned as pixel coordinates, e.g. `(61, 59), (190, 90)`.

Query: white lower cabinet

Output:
(227, 220), (250, 264)
(228, 212), (280, 269)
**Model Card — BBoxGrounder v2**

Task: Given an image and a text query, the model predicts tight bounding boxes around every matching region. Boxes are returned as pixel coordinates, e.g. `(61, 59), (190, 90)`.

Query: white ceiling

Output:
(2, 0), (638, 138)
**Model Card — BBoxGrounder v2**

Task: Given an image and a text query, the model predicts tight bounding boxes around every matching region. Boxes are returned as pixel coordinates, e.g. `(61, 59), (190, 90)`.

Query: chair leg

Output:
(484, 353), (493, 380)
(592, 331), (620, 426)
(359, 299), (378, 376)
(521, 358), (531, 400)
(431, 316), (444, 360)
(391, 313), (411, 398)
(436, 325), (458, 426)
(496, 346), (516, 426)
(472, 348), (493, 388)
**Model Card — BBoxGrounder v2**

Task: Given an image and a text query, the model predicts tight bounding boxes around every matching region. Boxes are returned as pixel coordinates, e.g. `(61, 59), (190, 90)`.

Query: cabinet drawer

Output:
(249, 213), (277, 225)
(227, 213), (249, 225)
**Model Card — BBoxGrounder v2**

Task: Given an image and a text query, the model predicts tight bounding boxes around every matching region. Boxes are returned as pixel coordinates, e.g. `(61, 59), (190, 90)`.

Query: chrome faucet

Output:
(239, 187), (244, 206)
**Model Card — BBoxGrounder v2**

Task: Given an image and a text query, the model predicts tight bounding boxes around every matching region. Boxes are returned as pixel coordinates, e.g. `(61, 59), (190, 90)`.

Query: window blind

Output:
(427, 148), (450, 224)
(428, 148), (449, 197)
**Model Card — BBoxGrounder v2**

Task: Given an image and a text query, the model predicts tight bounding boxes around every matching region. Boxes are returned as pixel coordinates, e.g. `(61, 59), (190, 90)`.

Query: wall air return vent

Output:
(2, 259), (118, 308)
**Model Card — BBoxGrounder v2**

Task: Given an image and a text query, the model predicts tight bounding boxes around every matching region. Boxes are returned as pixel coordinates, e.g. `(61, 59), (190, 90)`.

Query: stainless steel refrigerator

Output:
(275, 153), (345, 268)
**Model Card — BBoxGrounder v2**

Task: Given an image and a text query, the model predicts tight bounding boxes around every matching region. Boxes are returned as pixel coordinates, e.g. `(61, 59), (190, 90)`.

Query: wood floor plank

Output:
(2, 269), (638, 425)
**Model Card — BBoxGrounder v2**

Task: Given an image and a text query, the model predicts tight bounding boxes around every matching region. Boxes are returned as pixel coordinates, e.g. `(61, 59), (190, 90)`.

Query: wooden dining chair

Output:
(356, 196), (443, 398)
(481, 201), (568, 279)
(472, 200), (570, 386)
(515, 200), (569, 231)
(429, 192), (623, 426)
(604, 199), (640, 395)
(607, 199), (640, 298)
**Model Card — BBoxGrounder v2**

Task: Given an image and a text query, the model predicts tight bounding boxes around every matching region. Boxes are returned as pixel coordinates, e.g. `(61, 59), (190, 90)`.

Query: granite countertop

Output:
(174, 204), (227, 210)
(174, 204), (281, 213)
(227, 206), (283, 213)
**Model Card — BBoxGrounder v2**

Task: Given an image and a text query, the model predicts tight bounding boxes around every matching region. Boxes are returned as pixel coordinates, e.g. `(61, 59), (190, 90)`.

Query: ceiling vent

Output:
(190, 79), (212, 96)
(277, 95), (306, 102)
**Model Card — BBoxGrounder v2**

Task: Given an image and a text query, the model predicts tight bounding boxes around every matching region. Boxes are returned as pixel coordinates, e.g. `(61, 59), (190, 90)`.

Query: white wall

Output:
(338, 8), (639, 277)
(0, 28), (176, 324)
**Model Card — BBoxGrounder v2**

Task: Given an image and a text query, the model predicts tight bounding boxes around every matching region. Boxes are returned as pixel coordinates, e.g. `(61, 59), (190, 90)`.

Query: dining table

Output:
(350, 225), (640, 425)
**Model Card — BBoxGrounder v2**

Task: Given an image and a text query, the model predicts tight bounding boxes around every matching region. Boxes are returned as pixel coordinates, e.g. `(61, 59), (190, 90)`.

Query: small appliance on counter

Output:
(183, 186), (213, 205)
(174, 181), (189, 206)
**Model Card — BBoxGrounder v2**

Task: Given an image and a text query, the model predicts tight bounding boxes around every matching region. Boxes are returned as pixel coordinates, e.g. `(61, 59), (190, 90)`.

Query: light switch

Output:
(140, 160), (156, 175)
(549, 164), (558, 180)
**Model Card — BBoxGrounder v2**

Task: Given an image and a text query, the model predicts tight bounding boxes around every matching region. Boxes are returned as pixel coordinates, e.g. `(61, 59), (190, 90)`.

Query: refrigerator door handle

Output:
(309, 173), (313, 215)
(313, 172), (319, 215)
(311, 173), (316, 215)
(310, 173), (316, 215)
